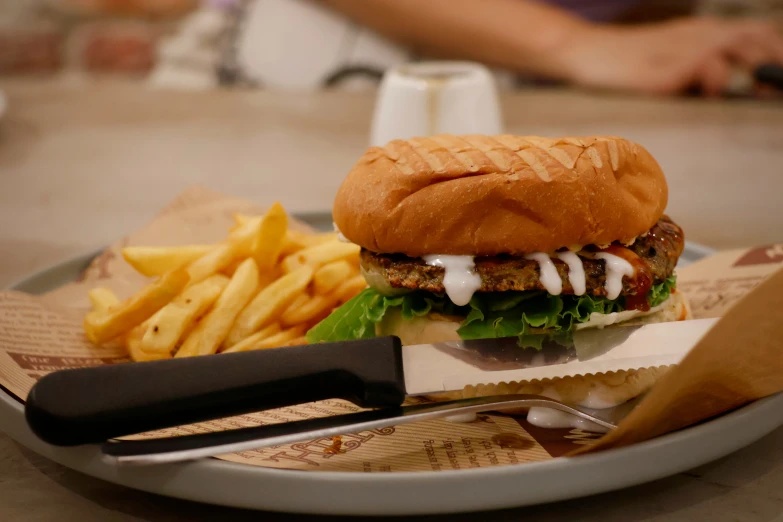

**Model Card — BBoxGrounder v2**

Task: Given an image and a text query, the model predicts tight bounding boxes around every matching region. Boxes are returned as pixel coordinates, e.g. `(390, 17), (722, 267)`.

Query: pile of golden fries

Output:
(84, 203), (366, 362)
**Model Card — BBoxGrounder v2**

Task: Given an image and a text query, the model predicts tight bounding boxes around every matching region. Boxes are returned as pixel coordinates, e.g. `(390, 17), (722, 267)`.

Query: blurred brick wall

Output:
(0, 0), (197, 76)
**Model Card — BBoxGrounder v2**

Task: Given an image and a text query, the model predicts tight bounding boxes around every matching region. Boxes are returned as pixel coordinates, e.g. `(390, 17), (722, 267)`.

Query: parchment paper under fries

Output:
(1, 186), (782, 472)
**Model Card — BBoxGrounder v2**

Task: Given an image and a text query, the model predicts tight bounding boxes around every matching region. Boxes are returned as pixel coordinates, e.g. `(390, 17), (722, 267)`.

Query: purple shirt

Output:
(541, 0), (643, 22)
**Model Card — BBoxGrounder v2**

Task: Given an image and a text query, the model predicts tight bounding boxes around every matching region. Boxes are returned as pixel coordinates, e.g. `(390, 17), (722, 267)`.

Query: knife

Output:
(25, 318), (717, 448)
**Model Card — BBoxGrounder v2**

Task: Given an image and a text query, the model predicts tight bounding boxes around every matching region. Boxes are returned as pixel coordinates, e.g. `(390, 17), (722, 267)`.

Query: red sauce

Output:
(600, 245), (653, 312)
(324, 436), (345, 454)
(647, 217), (685, 259)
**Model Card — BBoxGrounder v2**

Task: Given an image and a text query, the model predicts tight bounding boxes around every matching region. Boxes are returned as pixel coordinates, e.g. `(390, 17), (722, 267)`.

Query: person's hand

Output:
(557, 17), (783, 95)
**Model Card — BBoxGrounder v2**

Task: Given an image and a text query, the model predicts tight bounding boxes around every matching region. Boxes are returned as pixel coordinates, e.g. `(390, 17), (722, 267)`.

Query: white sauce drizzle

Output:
(578, 392), (620, 410)
(541, 386), (623, 410)
(530, 352), (548, 367)
(524, 388), (612, 432)
(422, 255), (481, 306)
(524, 252), (562, 295)
(445, 412), (478, 423)
(526, 407), (610, 433)
(417, 247), (634, 317)
(332, 222), (350, 243)
(556, 251), (586, 296)
(595, 252), (635, 300)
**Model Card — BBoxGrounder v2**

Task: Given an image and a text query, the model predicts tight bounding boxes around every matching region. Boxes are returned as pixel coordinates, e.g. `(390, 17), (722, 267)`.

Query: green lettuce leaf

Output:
(304, 288), (378, 343)
(455, 292), (621, 348)
(649, 275), (677, 308)
(306, 277), (678, 348)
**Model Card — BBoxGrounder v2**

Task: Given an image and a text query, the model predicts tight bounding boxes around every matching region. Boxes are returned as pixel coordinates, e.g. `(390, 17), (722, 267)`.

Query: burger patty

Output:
(360, 217), (684, 300)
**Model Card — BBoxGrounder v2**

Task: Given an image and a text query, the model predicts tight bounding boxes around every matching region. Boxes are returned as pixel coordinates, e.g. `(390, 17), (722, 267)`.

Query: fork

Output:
(101, 394), (619, 466)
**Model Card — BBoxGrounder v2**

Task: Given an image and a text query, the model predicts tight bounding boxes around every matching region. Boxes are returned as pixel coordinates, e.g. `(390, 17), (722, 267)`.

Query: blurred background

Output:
(2, 0), (783, 285)
(2, 0), (783, 94)
(3, 4), (783, 519)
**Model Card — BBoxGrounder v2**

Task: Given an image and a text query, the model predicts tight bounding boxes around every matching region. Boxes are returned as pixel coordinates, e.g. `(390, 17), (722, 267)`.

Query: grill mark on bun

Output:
(517, 148), (552, 182)
(334, 134), (668, 257)
(585, 146), (603, 169)
(605, 139), (620, 171)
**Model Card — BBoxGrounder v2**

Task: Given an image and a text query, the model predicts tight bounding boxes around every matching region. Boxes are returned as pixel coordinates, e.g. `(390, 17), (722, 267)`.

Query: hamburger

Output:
(307, 135), (689, 353)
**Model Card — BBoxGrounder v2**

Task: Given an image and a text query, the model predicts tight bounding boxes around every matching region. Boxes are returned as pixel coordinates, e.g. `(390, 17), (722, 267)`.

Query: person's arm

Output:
(318, 0), (783, 95)
(318, 0), (587, 80)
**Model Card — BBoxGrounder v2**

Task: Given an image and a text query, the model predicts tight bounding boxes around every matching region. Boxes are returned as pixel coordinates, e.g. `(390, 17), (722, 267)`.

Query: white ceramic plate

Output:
(2, 241), (782, 516)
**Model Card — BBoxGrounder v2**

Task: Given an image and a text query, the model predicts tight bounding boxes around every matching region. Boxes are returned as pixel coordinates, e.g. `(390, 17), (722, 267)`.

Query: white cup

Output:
(369, 61), (504, 146)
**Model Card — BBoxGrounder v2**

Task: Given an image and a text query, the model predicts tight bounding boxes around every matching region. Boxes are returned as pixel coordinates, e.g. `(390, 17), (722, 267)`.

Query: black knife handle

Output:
(25, 337), (405, 446)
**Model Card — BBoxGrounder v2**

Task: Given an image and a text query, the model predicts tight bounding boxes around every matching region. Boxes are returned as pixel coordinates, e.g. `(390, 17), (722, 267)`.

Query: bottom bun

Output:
(378, 291), (692, 411)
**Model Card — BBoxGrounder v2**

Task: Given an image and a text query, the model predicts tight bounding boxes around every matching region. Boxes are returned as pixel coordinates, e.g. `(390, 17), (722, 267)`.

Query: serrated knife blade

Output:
(402, 318), (718, 395)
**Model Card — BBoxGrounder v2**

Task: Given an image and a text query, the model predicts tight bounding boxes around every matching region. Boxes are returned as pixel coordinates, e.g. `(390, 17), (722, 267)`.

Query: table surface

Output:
(1, 80), (782, 521)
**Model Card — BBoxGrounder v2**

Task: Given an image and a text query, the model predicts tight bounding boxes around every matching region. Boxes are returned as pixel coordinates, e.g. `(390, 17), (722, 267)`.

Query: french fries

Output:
(334, 274), (368, 303)
(280, 230), (340, 256)
(126, 325), (171, 362)
(122, 245), (213, 277)
(140, 274), (229, 355)
(83, 203), (366, 361)
(84, 269), (189, 344)
(233, 213), (335, 256)
(220, 323), (282, 354)
(281, 241), (361, 273)
(176, 258), (260, 357)
(262, 325), (307, 348)
(88, 287), (120, 314)
(281, 273), (368, 327)
(281, 293), (337, 327)
(185, 241), (244, 286)
(224, 265), (314, 348)
(251, 202), (288, 271)
(298, 232), (339, 248)
(313, 260), (353, 295)
(185, 216), (264, 285)
(224, 325), (306, 353)
(229, 215), (266, 251)
(281, 293), (309, 317)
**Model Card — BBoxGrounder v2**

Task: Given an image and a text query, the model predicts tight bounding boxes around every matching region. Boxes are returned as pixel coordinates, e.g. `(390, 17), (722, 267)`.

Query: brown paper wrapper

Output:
(1, 187), (782, 472)
(577, 245), (783, 455)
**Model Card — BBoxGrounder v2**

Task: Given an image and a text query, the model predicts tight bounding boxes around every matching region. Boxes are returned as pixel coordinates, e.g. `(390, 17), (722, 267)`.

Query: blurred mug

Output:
(370, 61), (504, 146)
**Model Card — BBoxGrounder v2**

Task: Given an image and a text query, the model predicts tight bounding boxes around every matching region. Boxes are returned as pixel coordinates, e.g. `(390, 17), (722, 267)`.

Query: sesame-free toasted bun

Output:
(333, 135), (668, 256)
